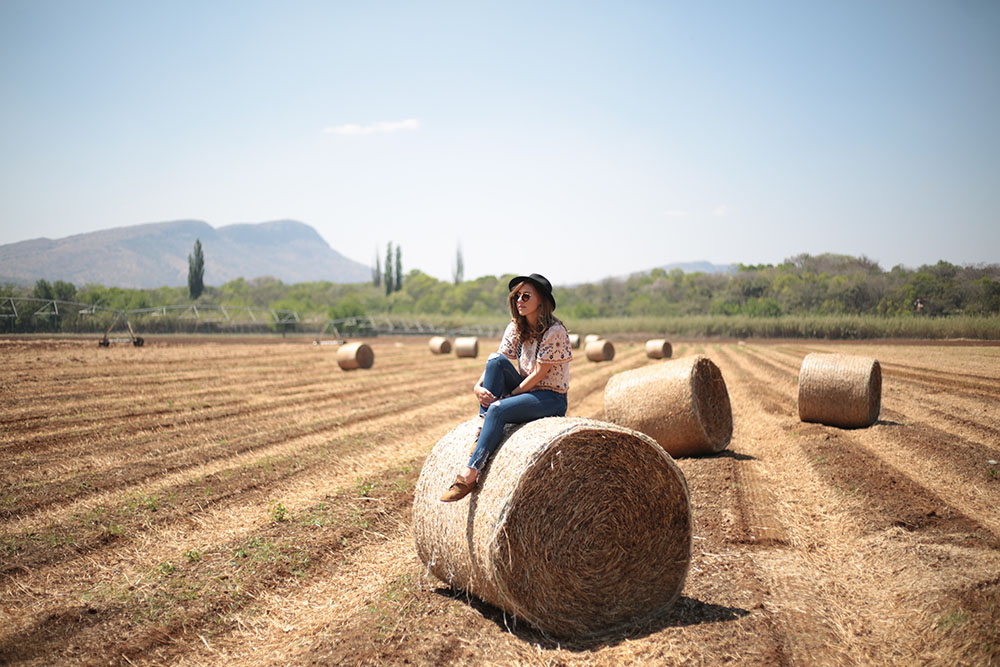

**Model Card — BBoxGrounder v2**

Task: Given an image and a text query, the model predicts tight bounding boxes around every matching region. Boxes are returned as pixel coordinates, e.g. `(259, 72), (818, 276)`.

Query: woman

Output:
(440, 273), (572, 502)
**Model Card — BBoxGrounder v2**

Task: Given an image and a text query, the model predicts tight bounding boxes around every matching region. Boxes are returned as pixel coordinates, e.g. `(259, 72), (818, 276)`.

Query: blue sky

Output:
(1, 0), (998, 285)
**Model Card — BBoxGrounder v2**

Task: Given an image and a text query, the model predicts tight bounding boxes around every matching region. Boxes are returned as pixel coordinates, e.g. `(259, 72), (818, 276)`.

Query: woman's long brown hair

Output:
(508, 281), (561, 344)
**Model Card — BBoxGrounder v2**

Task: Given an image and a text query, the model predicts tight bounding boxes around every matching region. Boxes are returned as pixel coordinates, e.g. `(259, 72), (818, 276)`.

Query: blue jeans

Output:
(468, 354), (568, 471)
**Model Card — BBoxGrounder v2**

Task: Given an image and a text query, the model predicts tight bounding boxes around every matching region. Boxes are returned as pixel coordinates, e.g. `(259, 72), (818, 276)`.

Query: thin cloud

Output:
(324, 119), (420, 136)
(712, 205), (729, 217)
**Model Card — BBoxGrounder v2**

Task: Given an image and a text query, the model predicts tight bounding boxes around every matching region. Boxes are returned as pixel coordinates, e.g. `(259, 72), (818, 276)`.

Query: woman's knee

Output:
(483, 400), (508, 425)
(485, 354), (507, 373)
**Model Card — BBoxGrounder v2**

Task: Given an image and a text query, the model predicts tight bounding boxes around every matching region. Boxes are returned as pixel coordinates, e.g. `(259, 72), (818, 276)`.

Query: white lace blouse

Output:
(497, 321), (572, 394)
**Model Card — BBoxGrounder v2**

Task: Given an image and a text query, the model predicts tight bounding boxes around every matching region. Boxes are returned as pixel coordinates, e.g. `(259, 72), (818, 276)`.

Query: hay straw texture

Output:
(604, 355), (732, 457)
(336, 342), (374, 370)
(645, 339), (673, 359)
(454, 337), (479, 358)
(428, 336), (452, 355)
(584, 334), (601, 344)
(797, 353), (882, 428)
(413, 417), (691, 639)
(585, 339), (615, 362)
(568, 333), (581, 349)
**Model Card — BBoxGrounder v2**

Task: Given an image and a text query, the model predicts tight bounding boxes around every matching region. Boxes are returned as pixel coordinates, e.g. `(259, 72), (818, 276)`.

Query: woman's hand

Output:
(474, 384), (497, 408)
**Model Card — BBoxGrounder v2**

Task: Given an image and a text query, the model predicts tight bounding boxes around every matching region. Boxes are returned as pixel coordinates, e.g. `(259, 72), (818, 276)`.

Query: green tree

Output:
(372, 246), (382, 288)
(395, 245), (402, 292)
(188, 239), (205, 300)
(52, 280), (76, 303)
(32, 279), (53, 300)
(384, 242), (394, 296)
(453, 243), (464, 285)
(31, 279), (56, 332)
(329, 295), (366, 320)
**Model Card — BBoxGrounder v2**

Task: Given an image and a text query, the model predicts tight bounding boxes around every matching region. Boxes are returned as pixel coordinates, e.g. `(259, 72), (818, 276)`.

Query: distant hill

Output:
(0, 220), (372, 288)
(655, 261), (737, 275)
(613, 261), (736, 281)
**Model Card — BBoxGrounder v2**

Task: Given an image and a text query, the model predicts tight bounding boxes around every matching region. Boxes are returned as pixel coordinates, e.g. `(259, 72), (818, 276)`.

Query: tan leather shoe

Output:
(440, 476), (476, 502)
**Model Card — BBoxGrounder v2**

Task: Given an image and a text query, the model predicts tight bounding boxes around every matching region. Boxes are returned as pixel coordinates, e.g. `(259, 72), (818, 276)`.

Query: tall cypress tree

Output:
(384, 242), (394, 296)
(395, 245), (402, 292)
(452, 243), (464, 285)
(188, 239), (205, 300)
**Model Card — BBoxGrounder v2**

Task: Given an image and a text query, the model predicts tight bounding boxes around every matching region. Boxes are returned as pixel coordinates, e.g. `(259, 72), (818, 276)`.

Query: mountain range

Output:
(0, 220), (372, 288)
(652, 261), (736, 275)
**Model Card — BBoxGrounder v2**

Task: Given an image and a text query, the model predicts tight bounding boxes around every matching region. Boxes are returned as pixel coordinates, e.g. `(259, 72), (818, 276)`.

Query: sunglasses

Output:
(515, 292), (533, 303)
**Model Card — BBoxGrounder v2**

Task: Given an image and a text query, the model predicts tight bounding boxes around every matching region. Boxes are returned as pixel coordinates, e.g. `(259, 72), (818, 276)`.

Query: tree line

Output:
(5, 254), (997, 328)
(372, 242), (403, 296)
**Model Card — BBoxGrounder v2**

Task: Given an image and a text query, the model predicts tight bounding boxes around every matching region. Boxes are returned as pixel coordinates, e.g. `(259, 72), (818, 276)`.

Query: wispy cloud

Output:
(324, 119), (420, 136)
(712, 205), (729, 217)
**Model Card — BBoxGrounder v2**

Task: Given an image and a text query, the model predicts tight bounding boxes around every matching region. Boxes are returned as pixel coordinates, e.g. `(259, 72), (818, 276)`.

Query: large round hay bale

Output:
(413, 417), (691, 639)
(798, 353), (881, 428)
(645, 339), (672, 359)
(568, 333), (581, 349)
(583, 333), (601, 344)
(428, 336), (452, 354)
(604, 355), (732, 457)
(336, 342), (374, 370)
(454, 337), (479, 358)
(585, 339), (614, 362)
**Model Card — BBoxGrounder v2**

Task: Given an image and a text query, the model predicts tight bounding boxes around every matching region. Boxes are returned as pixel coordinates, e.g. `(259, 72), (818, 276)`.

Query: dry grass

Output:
(645, 339), (672, 359)
(428, 336), (452, 355)
(797, 352), (881, 428)
(2, 337), (999, 665)
(337, 342), (375, 370)
(412, 417), (692, 639)
(455, 337), (479, 358)
(604, 355), (733, 457)
(584, 340), (614, 362)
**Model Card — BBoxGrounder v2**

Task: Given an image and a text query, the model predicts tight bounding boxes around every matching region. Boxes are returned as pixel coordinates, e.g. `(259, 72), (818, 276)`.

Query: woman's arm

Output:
(473, 355), (518, 407)
(509, 362), (551, 396)
(473, 369), (492, 407)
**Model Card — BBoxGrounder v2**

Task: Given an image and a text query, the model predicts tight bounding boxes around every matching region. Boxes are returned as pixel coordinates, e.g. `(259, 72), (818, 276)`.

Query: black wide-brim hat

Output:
(508, 273), (555, 310)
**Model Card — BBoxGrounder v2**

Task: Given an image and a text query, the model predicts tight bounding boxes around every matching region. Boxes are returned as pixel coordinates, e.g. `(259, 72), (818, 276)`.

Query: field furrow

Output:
(712, 344), (1000, 664)
(0, 353), (478, 454)
(2, 337), (998, 666)
(0, 365), (479, 516)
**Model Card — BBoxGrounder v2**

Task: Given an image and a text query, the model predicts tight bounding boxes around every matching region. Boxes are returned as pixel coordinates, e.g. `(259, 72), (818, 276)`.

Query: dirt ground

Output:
(1, 336), (998, 665)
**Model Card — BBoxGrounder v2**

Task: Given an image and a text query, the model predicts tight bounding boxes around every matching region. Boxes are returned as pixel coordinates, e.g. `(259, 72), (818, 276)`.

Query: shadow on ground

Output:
(710, 449), (758, 461)
(434, 588), (749, 651)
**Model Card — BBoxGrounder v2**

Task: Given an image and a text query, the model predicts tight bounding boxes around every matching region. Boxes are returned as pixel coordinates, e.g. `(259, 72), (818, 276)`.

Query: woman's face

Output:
(513, 282), (540, 319)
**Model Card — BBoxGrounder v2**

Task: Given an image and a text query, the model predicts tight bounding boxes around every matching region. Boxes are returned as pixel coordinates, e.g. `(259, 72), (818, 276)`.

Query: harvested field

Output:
(1, 336), (999, 665)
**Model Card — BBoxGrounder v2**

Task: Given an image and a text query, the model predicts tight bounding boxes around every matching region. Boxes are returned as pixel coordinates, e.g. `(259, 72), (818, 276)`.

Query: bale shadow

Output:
(433, 587), (749, 651)
(708, 449), (757, 461)
(876, 419), (905, 427)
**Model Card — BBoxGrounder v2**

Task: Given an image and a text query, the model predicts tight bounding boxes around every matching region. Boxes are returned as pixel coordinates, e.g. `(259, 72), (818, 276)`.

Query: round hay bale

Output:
(429, 336), (452, 355)
(583, 333), (601, 344)
(336, 342), (374, 370)
(585, 339), (614, 362)
(413, 417), (691, 639)
(604, 355), (732, 457)
(568, 333), (581, 349)
(645, 339), (672, 359)
(454, 337), (479, 358)
(797, 353), (881, 428)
